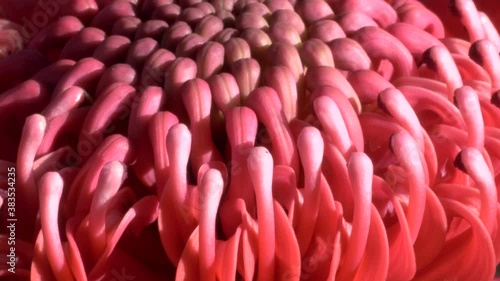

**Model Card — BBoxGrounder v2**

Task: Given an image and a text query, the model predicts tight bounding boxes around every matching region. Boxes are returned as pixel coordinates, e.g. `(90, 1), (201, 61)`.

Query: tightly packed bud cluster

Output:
(1, 0), (500, 280)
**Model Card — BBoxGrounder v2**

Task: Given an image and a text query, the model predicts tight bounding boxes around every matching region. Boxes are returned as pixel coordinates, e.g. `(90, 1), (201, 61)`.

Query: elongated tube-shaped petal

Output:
(96, 64), (137, 95)
(314, 96), (355, 157)
(479, 12), (500, 52)
(264, 0), (293, 12)
(152, 4), (181, 23)
(53, 57), (105, 99)
(295, 127), (324, 254)
(239, 28), (272, 61)
(230, 58), (261, 103)
(111, 16), (141, 39)
(378, 88), (424, 150)
(88, 161), (126, 260)
(224, 38), (251, 65)
(139, 48), (176, 89)
(158, 124), (192, 265)
(310, 86), (364, 152)
(306, 66), (362, 113)
(300, 39), (334, 68)
(175, 33), (206, 58)
(469, 39), (500, 90)
(181, 78), (222, 173)
(199, 169), (224, 281)
(196, 41), (225, 79)
(42, 86), (86, 120)
(39, 172), (73, 281)
(450, 0), (485, 42)
(60, 27), (106, 61)
(135, 20), (169, 42)
(454, 86), (485, 149)
(336, 10), (378, 35)
(398, 85), (467, 130)
(393, 0), (445, 38)
(268, 23), (302, 46)
(247, 87), (300, 176)
(209, 73), (241, 114)
(385, 22), (444, 61)
(454, 148), (497, 235)
(267, 42), (303, 81)
(225, 106), (257, 207)
(242, 2), (270, 17)
(18, 114), (46, 231)
(390, 131), (426, 243)
(78, 84), (135, 158)
(269, 10), (306, 38)
(149, 111), (179, 194)
(308, 20), (345, 43)
(338, 0), (397, 28)
(236, 12), (269, 31)
(247, 147), (275, 281)
(195, 15), (224, 41)
(328, 38), (371, 72)
(348, 70), (393, 103)
(351, 26), (417, 79)
(66, 135), (131, 217)
(263, 66), (298, 121)
(161, 21), (192, 50)
(337, 152), (373, 280)
(297, 0), (334, 24)
(91, 1), (136, 33)
(421, 45), (463, 101)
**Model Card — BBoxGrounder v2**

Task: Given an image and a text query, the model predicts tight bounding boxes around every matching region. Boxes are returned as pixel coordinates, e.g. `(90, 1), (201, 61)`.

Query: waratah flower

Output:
(0, 0), (500, 280)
